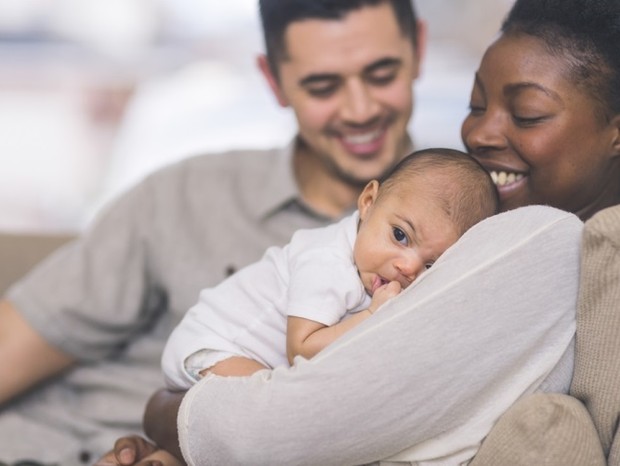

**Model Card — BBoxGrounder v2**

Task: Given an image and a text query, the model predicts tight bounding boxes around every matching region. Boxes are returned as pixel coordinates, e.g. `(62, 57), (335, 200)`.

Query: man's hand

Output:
(94, 435), (185, 466)
(368, 281), (402, 314)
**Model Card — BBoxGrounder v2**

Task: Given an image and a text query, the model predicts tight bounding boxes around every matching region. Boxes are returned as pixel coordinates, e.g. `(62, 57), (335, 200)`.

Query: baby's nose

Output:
(394, 254), (424, 283)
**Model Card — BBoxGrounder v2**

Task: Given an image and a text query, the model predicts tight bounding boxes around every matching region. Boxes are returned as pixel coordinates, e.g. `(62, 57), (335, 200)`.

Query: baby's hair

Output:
(379, 148), (499, 235)
(502, 0), (620, 120)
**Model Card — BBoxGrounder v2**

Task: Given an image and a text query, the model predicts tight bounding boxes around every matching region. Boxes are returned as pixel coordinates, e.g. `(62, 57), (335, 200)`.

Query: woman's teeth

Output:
(490, 171), (524, 186)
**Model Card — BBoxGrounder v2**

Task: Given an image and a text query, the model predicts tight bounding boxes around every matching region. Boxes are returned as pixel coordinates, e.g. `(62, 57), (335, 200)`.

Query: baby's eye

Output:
(392, 227), (408, 245)
(425, 262), (434, 270)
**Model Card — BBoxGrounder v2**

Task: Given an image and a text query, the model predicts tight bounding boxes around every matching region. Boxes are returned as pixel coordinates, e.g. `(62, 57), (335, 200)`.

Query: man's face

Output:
(261, 3), (423, 186)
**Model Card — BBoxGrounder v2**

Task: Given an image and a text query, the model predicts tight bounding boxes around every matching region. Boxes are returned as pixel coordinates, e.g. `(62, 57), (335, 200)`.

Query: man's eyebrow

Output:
(299, 73), (340, 87)
(298, 57), (402, 87)
(364, 57), (402, 74)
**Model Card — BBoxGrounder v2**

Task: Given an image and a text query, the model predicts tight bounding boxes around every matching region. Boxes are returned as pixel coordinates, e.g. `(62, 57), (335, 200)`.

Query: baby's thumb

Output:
(386, 281), (402, 296)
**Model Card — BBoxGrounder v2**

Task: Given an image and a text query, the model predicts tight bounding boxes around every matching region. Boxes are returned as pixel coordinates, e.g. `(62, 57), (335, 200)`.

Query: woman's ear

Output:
(611, 114), (620, 157)
(357, 180), (380, 220)
(257, 54), (289, 107)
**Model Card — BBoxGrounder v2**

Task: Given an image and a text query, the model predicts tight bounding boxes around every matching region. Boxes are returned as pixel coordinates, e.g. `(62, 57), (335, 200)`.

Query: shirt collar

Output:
(245, 138), (305, 221)
(248, 134), (415, 221)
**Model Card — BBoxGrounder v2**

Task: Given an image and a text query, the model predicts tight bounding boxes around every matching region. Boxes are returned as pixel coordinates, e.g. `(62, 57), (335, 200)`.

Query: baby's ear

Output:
(357, 180), (380, 219)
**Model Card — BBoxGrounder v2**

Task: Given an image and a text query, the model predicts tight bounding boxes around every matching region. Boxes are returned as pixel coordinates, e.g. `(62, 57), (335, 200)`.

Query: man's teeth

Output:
(343, 129), (382, 145)
(490, 171), (524, 186)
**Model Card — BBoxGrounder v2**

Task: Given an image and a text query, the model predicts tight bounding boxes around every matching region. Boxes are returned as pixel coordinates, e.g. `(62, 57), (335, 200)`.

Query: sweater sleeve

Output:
(570, 204), (620, 455)
(177, 206), (582, 466)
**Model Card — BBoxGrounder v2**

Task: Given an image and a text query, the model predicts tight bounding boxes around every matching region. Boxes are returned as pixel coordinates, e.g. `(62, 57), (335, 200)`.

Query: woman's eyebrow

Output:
(504, 82), (563, 103)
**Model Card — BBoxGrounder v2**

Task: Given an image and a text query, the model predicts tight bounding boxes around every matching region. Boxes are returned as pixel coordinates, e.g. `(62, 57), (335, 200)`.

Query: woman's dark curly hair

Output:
(502, 0), (620, 121)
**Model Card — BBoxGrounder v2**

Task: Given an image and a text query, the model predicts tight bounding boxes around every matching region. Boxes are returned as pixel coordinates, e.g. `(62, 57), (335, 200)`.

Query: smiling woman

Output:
(462, 0), (620, 464)
(461, 0), (620, 220)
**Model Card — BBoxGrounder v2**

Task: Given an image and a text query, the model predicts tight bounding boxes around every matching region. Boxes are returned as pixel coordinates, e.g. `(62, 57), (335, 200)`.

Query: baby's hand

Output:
(368, 281), (402, 314)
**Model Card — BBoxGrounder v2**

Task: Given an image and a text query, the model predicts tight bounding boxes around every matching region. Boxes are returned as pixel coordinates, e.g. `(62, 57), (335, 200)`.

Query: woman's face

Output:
(461, 33), (620, 220)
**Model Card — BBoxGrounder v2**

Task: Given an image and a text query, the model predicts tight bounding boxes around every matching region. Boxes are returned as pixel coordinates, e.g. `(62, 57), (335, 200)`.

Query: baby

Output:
(163, 148), (499, 387)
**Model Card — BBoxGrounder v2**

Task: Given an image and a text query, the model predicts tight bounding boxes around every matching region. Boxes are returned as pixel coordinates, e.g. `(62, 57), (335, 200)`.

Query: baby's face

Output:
(354, 180), (459, 296)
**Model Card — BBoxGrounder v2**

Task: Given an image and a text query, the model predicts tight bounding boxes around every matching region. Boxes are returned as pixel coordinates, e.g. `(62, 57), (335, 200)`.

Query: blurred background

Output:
(0, 0), (513, 234)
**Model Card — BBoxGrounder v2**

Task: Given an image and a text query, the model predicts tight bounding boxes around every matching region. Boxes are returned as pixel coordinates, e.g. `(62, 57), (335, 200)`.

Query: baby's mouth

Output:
(371, 275), (389, 294)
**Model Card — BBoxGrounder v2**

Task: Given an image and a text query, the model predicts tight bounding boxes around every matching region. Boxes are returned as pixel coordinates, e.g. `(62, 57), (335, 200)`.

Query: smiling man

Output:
(0, 1), (425, 464)
(257, 0), (424, 218)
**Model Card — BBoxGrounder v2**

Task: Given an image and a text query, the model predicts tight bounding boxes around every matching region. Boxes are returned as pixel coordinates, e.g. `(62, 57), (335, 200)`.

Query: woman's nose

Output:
(461, 111), (507, 154)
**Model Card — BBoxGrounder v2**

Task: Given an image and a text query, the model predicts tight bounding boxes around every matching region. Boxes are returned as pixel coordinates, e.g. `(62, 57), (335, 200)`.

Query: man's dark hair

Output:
(501, 0), (620, 121)
(380, 148), (500, 236)
(258, 0), (418, 79)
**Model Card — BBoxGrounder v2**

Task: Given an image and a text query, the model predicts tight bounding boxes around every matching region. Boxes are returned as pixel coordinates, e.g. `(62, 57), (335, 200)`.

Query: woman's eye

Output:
(513, 115), (546, 127)
(392, 227), (408, 245)
(467, 103), (485, 116)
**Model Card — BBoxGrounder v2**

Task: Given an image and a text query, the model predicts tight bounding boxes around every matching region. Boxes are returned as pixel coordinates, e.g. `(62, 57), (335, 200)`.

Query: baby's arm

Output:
(286, 281), (401, 364)
(198, 356), (267, 378)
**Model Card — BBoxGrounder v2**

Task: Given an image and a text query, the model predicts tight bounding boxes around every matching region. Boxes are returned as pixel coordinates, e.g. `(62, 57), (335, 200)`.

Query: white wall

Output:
(0, 0), (513, 233)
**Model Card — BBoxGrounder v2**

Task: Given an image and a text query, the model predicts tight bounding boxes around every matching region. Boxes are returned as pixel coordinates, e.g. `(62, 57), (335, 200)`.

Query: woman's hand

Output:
(94, 435), (184, 466)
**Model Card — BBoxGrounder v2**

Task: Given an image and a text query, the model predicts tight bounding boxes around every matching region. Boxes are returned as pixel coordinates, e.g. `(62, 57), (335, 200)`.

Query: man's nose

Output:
(341, 79), (380, 124)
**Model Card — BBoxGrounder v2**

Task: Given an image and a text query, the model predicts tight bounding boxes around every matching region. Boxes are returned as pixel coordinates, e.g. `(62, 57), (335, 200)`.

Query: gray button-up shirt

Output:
(4, 140), (336, 464)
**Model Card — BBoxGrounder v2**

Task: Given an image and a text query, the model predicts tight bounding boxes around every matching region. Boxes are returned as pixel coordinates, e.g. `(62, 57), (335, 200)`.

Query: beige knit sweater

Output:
(572, 204), (620, 464)
(472, 205), (620, 466)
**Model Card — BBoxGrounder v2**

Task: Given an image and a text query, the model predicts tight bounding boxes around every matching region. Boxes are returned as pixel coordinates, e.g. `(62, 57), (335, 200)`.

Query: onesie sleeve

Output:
(286, 248), (366, 326)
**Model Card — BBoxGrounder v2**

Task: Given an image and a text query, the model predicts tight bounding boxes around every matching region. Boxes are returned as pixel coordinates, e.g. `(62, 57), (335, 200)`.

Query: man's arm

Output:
(176, 207), (584, 465)
(0, 299), (74, 405)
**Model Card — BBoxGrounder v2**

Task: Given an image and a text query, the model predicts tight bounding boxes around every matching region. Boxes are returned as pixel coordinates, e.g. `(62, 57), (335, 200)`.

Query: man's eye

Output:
(307, 85), (337, 98)
(392, 227), (408, 245)
(368, 72), (396, 86)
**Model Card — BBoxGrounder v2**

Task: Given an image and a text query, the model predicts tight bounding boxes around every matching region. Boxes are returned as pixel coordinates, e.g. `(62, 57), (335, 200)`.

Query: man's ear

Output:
(357, 180), (380, 220)
(411, 19), (427, 80)
(257, 54), (289, 107)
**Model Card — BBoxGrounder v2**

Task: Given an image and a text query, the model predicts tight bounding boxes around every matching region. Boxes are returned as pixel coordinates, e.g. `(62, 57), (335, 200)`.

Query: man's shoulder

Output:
(139, 146), (287, 191)
(171, 147), (285, 174)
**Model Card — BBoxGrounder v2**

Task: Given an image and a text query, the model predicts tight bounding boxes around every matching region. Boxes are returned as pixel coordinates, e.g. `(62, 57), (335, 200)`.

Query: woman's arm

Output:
(177, 207), (584, 465)
(143, 389), (186, 460)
